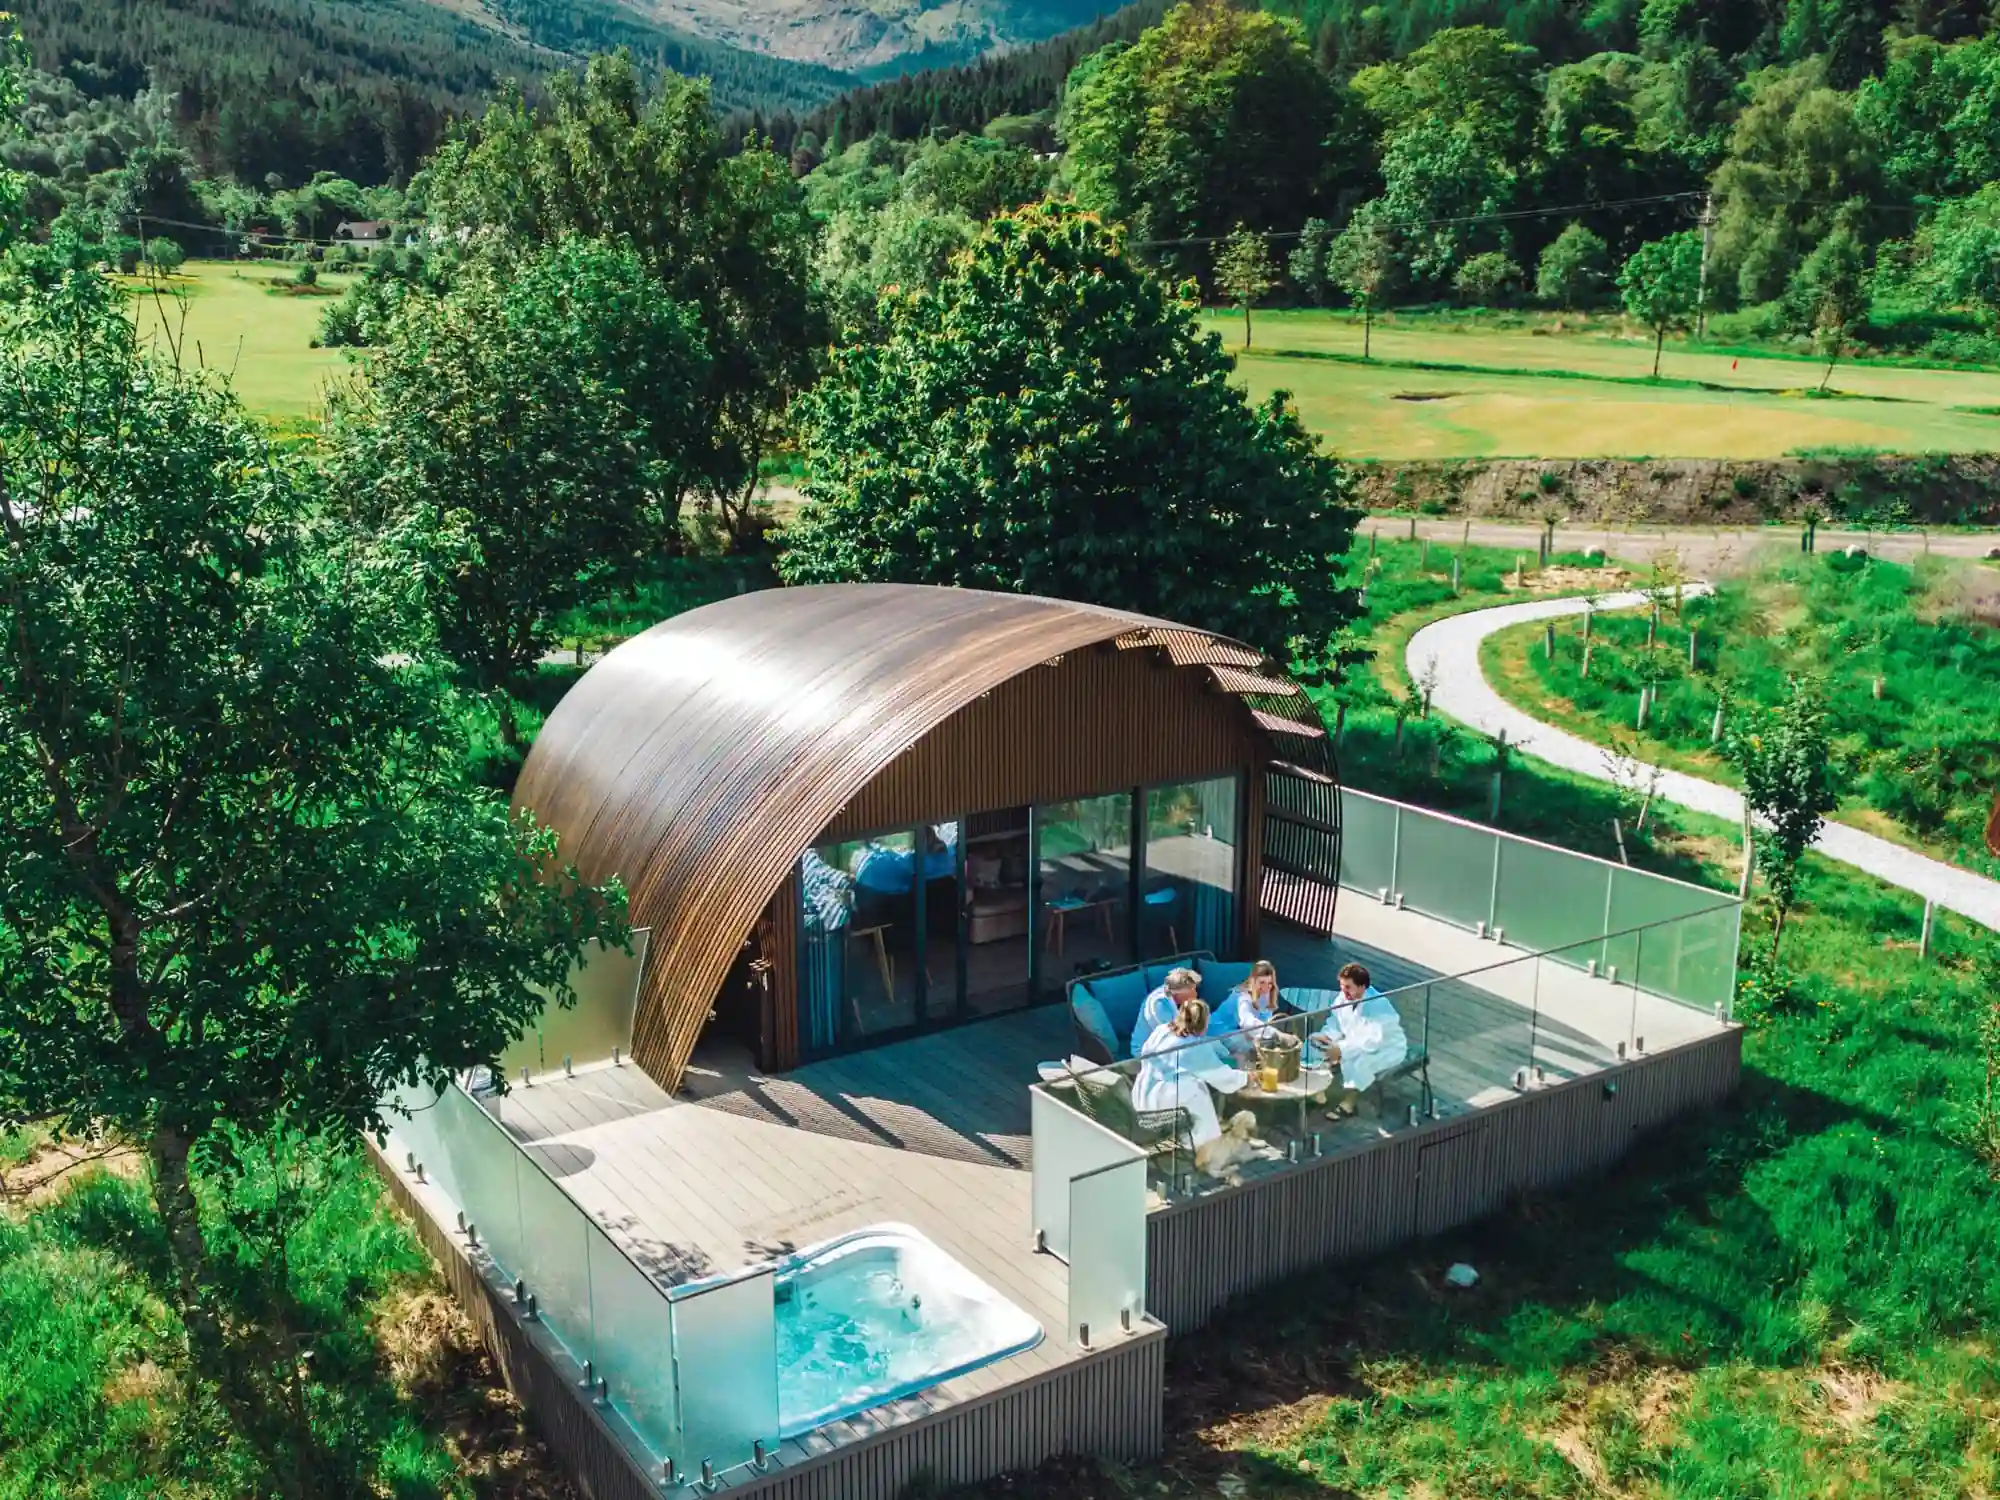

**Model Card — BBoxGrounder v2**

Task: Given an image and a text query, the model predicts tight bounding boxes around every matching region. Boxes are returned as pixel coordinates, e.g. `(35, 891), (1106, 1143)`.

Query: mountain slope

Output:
(628, 0), (1112, 75)
(16, 0), (856, 160)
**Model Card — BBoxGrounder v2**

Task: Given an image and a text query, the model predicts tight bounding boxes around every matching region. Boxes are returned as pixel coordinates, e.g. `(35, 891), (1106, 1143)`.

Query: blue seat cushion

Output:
(1198, 957), (1254, 994)
(1069, 989), (1118, 1062)
(1142, 962), (1182, 991)
(1087, 969), (1149, 1053)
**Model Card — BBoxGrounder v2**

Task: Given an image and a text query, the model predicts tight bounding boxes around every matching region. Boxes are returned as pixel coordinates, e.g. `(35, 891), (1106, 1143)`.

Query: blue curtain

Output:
(1193, 882), (1235, 958)
(800, 928), (844, 1055)
(799, 849), (851, 1057)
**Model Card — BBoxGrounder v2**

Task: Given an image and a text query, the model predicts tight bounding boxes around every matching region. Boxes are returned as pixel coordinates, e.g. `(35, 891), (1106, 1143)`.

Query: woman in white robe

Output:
(1131, 997), (1248, 1147)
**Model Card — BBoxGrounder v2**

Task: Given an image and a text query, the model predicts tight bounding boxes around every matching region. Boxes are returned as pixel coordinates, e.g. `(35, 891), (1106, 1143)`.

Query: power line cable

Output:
(1124, 190), (1708, 249)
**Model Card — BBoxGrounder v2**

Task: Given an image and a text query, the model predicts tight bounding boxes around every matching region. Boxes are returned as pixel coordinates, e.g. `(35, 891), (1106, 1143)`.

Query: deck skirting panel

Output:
(1145, 1025), (1742, 1332)
(370, 1142), (1164, 1500)
(737, 1331), (1163, 1500)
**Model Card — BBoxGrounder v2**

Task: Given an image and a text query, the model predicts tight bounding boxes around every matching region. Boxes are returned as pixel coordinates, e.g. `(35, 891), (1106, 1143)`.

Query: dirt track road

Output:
(1357, 517), (2000, 577)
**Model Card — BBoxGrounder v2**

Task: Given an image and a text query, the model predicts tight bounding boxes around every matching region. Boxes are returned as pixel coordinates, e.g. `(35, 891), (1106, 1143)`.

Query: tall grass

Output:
(0, 1139), (508, 1500)
(1513, 552), (2000, 870)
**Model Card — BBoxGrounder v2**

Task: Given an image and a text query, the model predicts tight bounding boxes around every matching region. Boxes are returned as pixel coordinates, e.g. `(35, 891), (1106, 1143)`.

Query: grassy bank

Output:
(1479, 551), (2000, 876)
(0, 1136), (568, 1500)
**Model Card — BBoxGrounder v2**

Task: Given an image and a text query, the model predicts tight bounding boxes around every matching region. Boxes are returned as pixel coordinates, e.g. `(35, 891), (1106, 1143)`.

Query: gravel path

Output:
(1360, 517), (2000, 579)
(1406, 589), (2000, 931)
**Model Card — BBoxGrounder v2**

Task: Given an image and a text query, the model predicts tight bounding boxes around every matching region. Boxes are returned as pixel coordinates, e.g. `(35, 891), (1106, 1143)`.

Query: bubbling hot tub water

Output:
(772, 1224), (1043, 1436)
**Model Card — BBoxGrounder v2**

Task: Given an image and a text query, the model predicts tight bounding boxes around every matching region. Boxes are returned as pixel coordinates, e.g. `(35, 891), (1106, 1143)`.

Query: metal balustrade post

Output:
(1389, 806), (1403, 900)
(1487, 834), (1502, 935)
(1600, 866), (1616, 976)
(1628, 926), (1645, 1058)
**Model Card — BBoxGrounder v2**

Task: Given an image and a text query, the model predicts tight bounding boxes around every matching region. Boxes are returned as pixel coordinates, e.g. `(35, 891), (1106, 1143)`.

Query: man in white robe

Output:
(1310, 962), (1409, 1096)
(1129, 967), (1198, 1060)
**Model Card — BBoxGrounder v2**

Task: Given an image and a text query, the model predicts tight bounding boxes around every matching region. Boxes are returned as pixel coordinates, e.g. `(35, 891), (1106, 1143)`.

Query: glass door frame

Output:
(797, 770), (1251, 1061)
(800, 820), (942, 1058)
(1134, 768), (1251, 963)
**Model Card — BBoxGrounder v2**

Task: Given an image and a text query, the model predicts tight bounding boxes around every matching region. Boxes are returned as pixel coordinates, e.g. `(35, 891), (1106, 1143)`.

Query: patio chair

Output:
(1064, 1062), (1195, 1186)
(1065, 950), (1240, 1064)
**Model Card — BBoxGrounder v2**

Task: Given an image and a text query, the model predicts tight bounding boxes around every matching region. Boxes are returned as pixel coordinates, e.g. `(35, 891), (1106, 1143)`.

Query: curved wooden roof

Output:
(514, 583), (1328, 1088)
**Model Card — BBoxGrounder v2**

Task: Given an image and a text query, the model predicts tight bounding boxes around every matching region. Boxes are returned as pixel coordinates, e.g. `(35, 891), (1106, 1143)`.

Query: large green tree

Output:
(1348, 28), (1542, 288)
(780, 204), (1360, 676)
(413, 54), (821, 544)
(1855, 33), (2000, 205)
(1620, 230), (1705, 376)
(1709, 59), (1878, 307)
(1537, 221), (1612, 308)
(0, 245), (618, 1489)
(1913, 181), (2000, 324)
(1784, 221), (1872, 389)
(330, 237), (710, 745)
(1058, 1), (1364, 281)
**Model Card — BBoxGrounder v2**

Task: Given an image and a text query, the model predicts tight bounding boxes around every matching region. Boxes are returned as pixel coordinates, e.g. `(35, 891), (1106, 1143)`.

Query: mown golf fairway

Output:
(123, 260), (359, 422)
(1203, 309), (2000, 459)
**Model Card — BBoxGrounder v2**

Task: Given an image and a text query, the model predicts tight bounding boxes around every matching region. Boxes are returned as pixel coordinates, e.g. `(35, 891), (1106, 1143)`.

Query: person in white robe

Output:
(1128, 966), (1199, 1060)
(1131, 997), (1248, 1149)
(1211, 959), (1285, 1062)
(1309, 962), (1409, 1095)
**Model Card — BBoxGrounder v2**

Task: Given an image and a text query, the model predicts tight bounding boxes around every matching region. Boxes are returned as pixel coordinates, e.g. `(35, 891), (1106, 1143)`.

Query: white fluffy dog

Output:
(1194, 1109), (1263, 1182)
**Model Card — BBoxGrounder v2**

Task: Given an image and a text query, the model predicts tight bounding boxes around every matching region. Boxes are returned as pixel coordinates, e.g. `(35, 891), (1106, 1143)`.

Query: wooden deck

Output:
(485, 1055), (1163, 1491)
(418, 894), (1732, 1499)
(600, 901), (1721, 1180)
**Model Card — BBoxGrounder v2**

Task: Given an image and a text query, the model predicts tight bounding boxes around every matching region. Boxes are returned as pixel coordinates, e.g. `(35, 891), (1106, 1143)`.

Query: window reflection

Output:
(1036, 792), (1135, 987)
(801, 831), (924, 1049)
(1142, 777), (1241, 959)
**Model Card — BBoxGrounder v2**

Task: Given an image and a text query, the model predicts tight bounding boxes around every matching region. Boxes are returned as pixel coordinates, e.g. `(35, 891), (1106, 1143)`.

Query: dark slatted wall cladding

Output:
(1260, 765), (1344, 933)
(828, 646), (1260, 836)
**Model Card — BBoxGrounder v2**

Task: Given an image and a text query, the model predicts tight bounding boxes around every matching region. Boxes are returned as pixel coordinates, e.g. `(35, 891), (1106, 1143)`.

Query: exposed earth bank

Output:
(1352, 453), (2000, 527)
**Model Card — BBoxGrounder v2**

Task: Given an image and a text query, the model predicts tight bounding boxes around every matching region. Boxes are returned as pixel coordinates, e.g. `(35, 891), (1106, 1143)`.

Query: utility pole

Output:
(1694, 192), (1716, 343)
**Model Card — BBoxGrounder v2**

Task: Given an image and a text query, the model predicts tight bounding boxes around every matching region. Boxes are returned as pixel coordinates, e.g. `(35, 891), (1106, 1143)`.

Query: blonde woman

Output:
(1131, 996), (1248, 1153)
(1212, 959), (1282, 1061)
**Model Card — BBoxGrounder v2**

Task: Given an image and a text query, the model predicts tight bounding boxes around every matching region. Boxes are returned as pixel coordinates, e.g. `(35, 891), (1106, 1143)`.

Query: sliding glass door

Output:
(1034, 792), (1135, 991)
(796, 776), (1243, 1062)
(1141, 775), (1243, 959)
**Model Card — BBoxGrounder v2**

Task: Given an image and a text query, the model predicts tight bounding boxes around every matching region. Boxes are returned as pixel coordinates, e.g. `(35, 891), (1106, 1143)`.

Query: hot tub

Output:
(772, 1223), (1043, 1436)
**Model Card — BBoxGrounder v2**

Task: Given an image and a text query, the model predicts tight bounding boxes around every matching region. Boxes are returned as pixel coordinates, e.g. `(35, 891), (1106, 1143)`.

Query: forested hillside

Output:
(15, 0), (852, 185)
(746, 0), (1169, 153)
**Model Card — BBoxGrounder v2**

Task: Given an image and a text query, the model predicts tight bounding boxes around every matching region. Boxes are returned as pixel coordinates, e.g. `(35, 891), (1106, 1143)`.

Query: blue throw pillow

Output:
(1089, 969), (1149, 1050)
(1199, 958), (1254, 995)
(1142, 962), (1180, 992)
(1069, 989), (1118, 1061)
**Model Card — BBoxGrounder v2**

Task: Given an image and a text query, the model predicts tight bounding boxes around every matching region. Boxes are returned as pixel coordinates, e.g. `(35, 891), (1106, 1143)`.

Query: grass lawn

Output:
(961, 702), (2000, 1499)
(0, 1136), (566, 1499)
(1477, 550), (2000, 876)
(1200, 309), (2000, 459)
(120, 260), (359, 427)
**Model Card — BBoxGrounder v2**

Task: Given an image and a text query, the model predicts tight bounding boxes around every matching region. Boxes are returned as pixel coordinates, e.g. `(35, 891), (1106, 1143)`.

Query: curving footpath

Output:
(1406, 590), (2000, 931)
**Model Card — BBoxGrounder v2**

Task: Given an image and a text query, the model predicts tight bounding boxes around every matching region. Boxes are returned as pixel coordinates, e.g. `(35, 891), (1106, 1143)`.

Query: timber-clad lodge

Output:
(377, 582), (1743, 1499)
